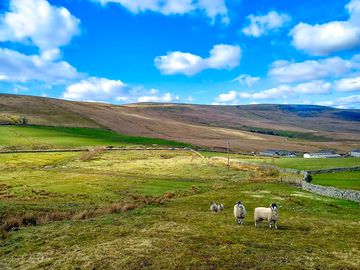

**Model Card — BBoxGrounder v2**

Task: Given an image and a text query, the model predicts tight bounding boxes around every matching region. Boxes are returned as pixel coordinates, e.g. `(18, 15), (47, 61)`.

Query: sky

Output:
(0, 0), (360, 108)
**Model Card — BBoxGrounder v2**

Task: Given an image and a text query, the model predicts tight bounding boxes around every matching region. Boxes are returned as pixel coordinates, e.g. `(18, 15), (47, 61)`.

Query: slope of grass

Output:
(200, 152), (360, 170)
(312, 171), (360, 190)
(0, 151), (359, 269)
(0, 125), (189, 150)
(255, 157), (360, 170)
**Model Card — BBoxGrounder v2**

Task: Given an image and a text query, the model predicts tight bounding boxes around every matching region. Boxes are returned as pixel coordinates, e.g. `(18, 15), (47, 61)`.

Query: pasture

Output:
(0, 150), (359, 269)
(312, 171), (360, 191)
(201, 152), (360, 171)
(0, 125), (188, 150)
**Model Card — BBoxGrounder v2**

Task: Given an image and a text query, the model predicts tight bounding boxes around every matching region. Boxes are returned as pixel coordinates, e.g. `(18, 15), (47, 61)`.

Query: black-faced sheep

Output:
(233, 201), (246, 224)
(254, 203), (278, 229)
(209, 202), (218, 213)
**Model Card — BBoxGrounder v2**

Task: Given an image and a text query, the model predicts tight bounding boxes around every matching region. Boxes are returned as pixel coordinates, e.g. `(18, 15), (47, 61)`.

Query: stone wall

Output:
(301, 181), (360, 203)
(306, 166), (360, 175)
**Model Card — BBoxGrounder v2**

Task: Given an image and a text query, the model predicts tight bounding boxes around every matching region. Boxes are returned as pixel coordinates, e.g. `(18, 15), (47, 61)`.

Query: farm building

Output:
(260, 149), (296, 157)
(350, 150), (360, 157)
(303, 151), (341, 158)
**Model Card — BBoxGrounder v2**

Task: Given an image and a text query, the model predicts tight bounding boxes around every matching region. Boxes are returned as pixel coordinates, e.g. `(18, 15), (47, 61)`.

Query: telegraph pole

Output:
(227, 140), (230, 171)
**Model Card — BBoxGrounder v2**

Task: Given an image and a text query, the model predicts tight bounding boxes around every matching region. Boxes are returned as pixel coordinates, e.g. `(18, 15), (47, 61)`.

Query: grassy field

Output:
(0, 150), (359, 269)
(0, 125), (188, 150)
(312, 171), (360, 190)
(201, 152), (360, 171)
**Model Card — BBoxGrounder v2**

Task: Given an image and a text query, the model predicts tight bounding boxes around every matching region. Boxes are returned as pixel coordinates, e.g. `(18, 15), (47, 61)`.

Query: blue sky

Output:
(0, 0), (360, 108)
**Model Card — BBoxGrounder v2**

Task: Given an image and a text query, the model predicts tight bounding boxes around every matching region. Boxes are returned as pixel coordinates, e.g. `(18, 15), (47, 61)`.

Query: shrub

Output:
(79, 147), (104, 162)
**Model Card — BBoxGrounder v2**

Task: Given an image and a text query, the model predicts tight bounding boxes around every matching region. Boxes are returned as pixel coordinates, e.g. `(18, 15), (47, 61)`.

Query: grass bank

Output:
(0, 150), (359, 269)
(0, 125), (189, 150)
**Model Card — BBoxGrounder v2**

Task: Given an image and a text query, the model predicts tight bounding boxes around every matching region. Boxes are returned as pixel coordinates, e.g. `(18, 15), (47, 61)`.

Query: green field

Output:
(0, 125), (188, 150)
(201, 152), (360, 171)
(0, 150), (359, 269)
(312, 171), (360, 190)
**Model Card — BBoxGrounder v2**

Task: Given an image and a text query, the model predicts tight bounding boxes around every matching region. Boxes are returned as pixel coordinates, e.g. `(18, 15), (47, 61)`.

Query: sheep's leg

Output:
(274, 221), (278, 230)
(255, 220), (258, 227)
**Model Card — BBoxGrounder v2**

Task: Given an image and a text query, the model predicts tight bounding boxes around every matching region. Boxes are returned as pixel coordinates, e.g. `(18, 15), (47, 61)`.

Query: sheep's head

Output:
(270, 203), (278, 211)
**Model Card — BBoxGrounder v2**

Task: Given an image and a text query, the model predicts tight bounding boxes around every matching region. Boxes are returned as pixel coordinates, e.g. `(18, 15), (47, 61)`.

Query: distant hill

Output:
(1, 94), (359, 152)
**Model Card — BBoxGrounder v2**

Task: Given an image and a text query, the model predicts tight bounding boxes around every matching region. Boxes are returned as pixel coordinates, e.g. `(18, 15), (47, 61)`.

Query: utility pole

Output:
(227, 140), (230, 171)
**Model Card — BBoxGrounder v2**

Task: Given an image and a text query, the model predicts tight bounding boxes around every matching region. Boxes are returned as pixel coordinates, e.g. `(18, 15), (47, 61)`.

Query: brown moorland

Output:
(1, 93), (359, 152)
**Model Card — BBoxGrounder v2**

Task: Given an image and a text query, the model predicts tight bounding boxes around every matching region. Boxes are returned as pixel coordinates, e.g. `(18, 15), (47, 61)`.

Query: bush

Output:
(79, 147), (104, 162)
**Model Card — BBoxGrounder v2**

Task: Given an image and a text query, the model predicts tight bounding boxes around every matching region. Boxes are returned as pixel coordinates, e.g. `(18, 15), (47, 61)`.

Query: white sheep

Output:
(254, 203), (278, 229)
(233, 201), (246, 224)
(218, 203), (224, 211)
(209, 202), (218, 213)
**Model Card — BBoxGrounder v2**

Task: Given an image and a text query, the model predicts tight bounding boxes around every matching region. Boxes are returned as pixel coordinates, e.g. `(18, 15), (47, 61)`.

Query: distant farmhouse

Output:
(303, 150), (341, 158)
(350, 150), (360, 157)
(259, 149), (297, 157)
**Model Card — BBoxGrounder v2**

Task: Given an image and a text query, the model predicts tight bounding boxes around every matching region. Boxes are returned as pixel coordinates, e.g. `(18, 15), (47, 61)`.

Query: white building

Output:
(350, 150), (360, 157)
(303, 152), (341, 158)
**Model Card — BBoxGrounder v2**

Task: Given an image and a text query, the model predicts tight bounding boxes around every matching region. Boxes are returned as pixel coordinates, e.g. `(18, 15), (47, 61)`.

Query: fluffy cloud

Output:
(63, 77), (128, 101)
(290, 0), (360, 55)
(242, 11), (291, 37)
(217, 81), (331, 102)
(232, 74), (260, 87)
(0, 0), (80, 60)
(137, 93), (179, 103)
(245, 81), (331, 100)
(62, 77), (180, 103)
(154, 44), (241, 75)
(336, 94), (360, 108)
(216, 90), (238, 102)
(334, 76), (360, 92)
(0, 48), (80, 83)
(316, 95), (360, 108)
(269, 56), (360, 83)
(92, 0), (228, 23)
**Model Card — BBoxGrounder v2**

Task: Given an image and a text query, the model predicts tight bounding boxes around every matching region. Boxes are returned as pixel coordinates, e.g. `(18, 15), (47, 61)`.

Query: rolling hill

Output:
(0, 93), (359, 152)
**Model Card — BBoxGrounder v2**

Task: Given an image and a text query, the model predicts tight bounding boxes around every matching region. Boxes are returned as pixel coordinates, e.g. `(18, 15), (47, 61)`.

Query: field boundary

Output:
(0, 147), (193, 154)
(302, 181), (360, 203)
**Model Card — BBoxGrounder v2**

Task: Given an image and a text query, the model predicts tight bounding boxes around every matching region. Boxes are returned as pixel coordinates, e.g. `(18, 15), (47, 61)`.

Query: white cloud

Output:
(269, 56), (360, 83)
(154, 44), (241, 75)
(336, 94), (360, 108)
(242, 11), (291, 37)
(334, 76), (360, 92)
(62, 77), (180, 103)
(63, 77), (128, 101)
(137, 93), (179, 103)
(0, 0), (80, 60)
(216, 90), (238, 102)
(316, 95), (360, 108)
(293, 80), (331, 94)
(232, 74), (260, 87)
(186, 96), (196, 103)
(92, 0), (228, 23)
(0, 48), (80, 83)
(290, 0), (360, 55)
(238, 80), (331, 100)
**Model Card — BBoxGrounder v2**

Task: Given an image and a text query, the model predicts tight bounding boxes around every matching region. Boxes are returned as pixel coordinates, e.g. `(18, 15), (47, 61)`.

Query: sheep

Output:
(254, 203), (278, 229)
(209, 202), (218, 213)
(218, 203), (224, 211)
(233, 201), (246, 224)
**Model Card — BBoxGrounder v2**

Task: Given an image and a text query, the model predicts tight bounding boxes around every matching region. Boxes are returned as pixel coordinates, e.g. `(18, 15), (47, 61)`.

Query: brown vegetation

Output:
(79, 147), (104, 161)
(0, 202), (136, 233)
(1, 94), (359, 152)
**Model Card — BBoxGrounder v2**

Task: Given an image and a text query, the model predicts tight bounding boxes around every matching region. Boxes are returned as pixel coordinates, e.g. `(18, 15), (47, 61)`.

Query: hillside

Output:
(1, 94), (359, 152)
